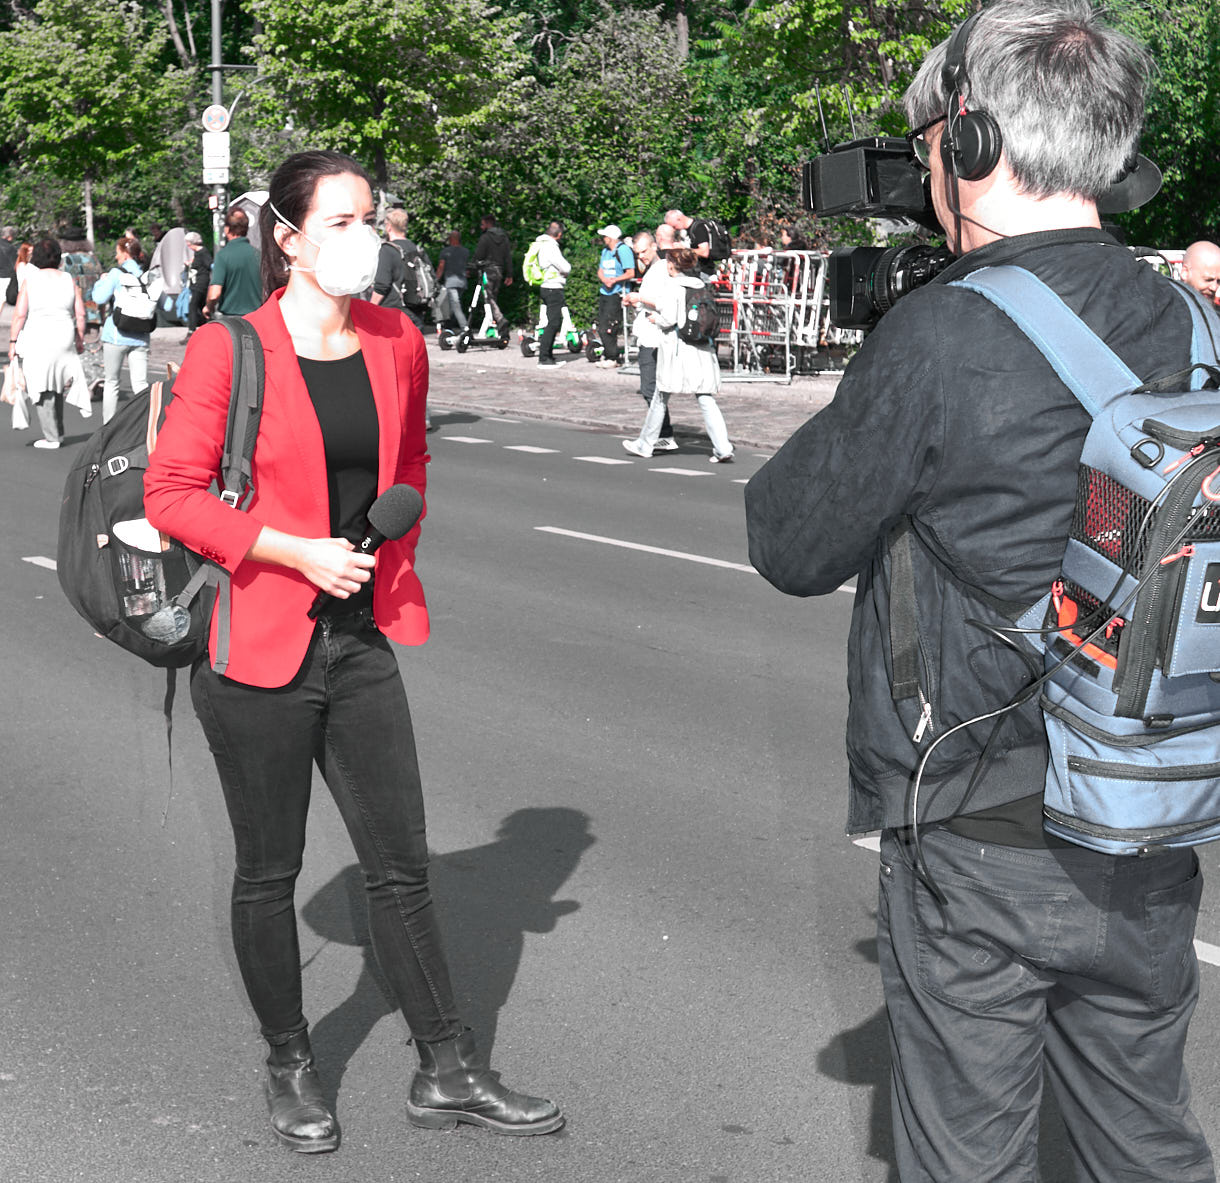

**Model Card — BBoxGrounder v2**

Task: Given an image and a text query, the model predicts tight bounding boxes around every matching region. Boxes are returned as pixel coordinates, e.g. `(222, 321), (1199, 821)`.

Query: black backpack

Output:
(694, 218), (731, 262)
(392, 239), (437, 305)
(57, 318), (264, 672)
(677, 281), (718, 345)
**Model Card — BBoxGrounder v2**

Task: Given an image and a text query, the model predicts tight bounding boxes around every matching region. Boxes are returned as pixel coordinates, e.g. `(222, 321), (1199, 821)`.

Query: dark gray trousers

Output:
(878, 826), (1214, 1182)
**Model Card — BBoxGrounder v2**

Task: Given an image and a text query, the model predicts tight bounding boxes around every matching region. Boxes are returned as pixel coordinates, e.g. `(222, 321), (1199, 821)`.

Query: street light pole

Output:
(210, 0), (224, 251)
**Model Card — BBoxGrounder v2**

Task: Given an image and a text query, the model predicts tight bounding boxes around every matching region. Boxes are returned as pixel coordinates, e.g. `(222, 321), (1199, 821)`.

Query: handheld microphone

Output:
(307, 483), (424, 620)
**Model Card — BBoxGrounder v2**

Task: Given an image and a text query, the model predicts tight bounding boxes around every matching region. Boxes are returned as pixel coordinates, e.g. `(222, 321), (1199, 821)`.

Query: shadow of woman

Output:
(300, 806), (594, 1100)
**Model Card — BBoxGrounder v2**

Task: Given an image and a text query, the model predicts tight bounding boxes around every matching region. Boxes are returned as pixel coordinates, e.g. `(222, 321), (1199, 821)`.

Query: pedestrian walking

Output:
(623, 246), (732, 462)
(143, 149), (564, 1155)
(472, 214), (513, 334)
(182, 231), (212, 342)
(91, 235), (150, 424)
(533, 221), (571, 368)
(206, 209), (262, 318)
(7, 236), (87, 448)
(622, 230), (676, 450)
(435, 230), (470, 335)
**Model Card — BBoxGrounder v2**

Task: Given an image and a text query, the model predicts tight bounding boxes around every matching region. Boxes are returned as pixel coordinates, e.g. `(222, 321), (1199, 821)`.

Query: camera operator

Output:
(745, 3), (1216, 1180)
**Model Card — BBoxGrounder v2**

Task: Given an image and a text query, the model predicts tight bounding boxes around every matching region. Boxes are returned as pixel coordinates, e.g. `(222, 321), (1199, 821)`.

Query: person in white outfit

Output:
(534, 222), (571, 367)
(91, 235), (151, 424)
(8, 237), (86, 448)
(623, 246), (732, 462)
(622, 230), (676, 450)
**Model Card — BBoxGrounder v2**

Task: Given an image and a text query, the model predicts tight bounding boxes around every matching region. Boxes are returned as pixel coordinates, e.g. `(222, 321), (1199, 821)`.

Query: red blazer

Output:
(144, 291), (430, 688)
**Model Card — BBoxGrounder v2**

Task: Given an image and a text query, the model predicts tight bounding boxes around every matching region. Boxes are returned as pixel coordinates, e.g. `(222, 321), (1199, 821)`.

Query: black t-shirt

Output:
(373, 241), (406, 309)
(297, 351), (380, 615)
(438, 243), (470, 288)
(0, 238), (16, 280)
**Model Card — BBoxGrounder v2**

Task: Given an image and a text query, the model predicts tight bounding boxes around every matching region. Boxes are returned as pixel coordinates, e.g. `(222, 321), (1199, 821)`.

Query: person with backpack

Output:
(91, 234), (151, 424)
(142, 149), (563, 1154)
(745, 4), (1215, 1180)
(593, 224), (634, 368)
(530, 221), (571, 368)
(622, 246), (731, 462)
(370, 208), (425, 330)
(664, 209), (730, 280)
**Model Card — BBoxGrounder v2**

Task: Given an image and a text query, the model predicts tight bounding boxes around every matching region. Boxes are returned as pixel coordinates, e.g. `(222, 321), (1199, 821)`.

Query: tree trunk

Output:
(83, 176), (95, 250)
(676, 0), (689, 60)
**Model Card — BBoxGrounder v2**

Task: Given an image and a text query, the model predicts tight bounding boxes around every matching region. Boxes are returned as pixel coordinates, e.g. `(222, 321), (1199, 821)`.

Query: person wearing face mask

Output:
(143, 150), (564, 1154)
(205, 209), (262, 318)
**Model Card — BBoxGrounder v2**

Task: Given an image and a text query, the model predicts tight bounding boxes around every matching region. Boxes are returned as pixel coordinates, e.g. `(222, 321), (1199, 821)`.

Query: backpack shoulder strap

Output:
(216, 316), (265, 510)
(950, 265), (1139, 418)
(1171, 281), (1220, 376)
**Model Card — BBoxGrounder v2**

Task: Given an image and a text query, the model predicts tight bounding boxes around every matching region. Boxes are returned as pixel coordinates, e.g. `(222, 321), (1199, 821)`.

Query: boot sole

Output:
(406, 1102), (565, 1137)
(269, 1125), (340, 1153)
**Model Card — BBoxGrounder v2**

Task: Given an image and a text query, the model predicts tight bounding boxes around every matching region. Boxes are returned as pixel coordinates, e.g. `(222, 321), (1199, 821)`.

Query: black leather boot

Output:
(265, 1031), (340, 1153)
(407, 1030), (564, 1136)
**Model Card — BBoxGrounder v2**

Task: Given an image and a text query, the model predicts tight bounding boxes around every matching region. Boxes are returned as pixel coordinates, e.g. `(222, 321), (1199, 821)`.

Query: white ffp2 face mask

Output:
(270, 201), (381, 296)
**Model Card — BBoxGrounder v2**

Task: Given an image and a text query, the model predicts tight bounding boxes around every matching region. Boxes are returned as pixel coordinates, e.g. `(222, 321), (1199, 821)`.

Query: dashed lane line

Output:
(536, 527), (756, 573)
(649, 467), (713, 477)
(505, 445), (560, 454)
(22, 556), (56, 571)
(852, 835), (1220, 967)
(445, 435), (495, 444)
(574, 456), (633, 465)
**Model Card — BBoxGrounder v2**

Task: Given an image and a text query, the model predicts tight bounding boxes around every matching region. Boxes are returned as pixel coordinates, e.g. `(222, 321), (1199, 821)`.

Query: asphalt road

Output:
(4, 394), (1220, 1182)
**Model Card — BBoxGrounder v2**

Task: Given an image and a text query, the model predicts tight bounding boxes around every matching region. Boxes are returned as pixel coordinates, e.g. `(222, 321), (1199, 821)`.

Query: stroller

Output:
(519, 298), (585, 357)
(438, 269), (510, 353)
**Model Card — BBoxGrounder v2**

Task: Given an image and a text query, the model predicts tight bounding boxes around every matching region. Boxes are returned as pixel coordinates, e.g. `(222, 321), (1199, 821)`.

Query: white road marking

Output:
(853, 832), (1220, 967)
(732, 478), (749, 484)
(536, 527), (757, 573)
(504, 445), (560, 454)
(649, 467), (712, 477)
(1196, 940), (1220, 968)
(444, 435), (495, 444)
(22, 556), (57, 571)
(484, 416), (522, 423)
(574, 456), (633, 465)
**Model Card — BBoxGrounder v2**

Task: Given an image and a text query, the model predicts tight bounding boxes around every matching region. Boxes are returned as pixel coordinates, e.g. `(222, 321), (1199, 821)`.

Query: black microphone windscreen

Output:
(367, 483), (424, 541)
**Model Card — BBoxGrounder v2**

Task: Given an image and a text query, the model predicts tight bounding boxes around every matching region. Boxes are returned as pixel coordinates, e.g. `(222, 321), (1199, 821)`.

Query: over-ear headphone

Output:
(940, 13), (1003, 182)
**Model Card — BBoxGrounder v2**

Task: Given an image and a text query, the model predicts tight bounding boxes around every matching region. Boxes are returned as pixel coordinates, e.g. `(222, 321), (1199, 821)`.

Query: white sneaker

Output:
(33, 438), (61, 449)
(654, 437), (679, 452)
(622, 439), (653, 458)
(595, 358), (618, 369)
(709, 451), (734, 464)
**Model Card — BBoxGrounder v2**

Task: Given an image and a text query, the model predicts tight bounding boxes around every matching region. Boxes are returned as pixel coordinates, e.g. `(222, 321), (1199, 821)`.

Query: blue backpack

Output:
(955, 265), (1220, 854)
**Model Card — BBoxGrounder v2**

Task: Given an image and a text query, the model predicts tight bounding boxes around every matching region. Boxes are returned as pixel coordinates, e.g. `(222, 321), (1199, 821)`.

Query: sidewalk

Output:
(43, 320), (844, 454)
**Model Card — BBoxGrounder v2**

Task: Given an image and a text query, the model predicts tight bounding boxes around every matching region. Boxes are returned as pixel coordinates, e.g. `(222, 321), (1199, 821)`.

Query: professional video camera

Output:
(802, 136), (953, 330)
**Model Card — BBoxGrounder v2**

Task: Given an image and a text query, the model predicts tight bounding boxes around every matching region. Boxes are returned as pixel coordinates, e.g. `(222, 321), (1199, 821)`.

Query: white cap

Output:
(598, 224), (623, 239)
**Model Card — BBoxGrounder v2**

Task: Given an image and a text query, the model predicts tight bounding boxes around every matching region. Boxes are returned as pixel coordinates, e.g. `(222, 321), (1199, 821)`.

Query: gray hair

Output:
(904, 0), (1151, 201)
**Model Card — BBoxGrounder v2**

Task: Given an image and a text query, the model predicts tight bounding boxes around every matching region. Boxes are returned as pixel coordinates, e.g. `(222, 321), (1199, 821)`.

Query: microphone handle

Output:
(307, 528), (388, 620)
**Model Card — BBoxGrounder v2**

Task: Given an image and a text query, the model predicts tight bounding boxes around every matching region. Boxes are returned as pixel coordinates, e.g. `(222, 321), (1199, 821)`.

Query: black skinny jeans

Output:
(190, 612), (463, 1045)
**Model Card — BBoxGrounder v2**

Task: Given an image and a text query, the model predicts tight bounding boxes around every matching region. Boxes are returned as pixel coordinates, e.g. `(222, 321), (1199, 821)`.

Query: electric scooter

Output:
(519, 298), (585, 357)
(438, 270), (510, 352)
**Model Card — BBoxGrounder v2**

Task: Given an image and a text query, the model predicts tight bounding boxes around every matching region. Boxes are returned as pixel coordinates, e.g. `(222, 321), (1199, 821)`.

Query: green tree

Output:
(248, 0), (529, 190)
(0, 0), (190, 244)
(1111, 0), (1220, 246)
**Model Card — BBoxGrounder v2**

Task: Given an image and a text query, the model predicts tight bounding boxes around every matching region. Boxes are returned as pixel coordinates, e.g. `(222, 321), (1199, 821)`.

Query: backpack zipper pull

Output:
(913, 690), (934, 744)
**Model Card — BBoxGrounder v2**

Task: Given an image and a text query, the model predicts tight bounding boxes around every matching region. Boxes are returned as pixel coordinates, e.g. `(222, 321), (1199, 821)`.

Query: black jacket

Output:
(473, 226), (512, 278)
(745, 229), (1206, 833)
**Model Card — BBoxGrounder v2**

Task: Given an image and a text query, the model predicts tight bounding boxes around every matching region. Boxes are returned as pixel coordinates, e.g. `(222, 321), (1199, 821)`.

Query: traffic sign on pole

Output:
(203, 167), (231, 185)
(202, 104), (230, 132)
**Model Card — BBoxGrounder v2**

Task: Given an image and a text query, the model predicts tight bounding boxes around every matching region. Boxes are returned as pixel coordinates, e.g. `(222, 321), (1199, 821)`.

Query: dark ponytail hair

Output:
(259, 150), (374, 297)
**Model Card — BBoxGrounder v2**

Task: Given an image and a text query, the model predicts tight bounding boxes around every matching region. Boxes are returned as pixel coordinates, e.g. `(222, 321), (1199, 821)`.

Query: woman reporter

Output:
(143, 150), (562, 1153)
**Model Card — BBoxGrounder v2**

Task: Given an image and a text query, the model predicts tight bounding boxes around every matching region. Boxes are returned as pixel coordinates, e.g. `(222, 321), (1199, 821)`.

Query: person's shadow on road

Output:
(301, 806), (594, 1099)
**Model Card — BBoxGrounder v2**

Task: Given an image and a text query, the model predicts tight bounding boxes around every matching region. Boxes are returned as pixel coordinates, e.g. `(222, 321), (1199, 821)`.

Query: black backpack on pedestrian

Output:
(693, 218), (732, 263)
(678, 281), (718, 345)
(57, 318), (264, 672)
